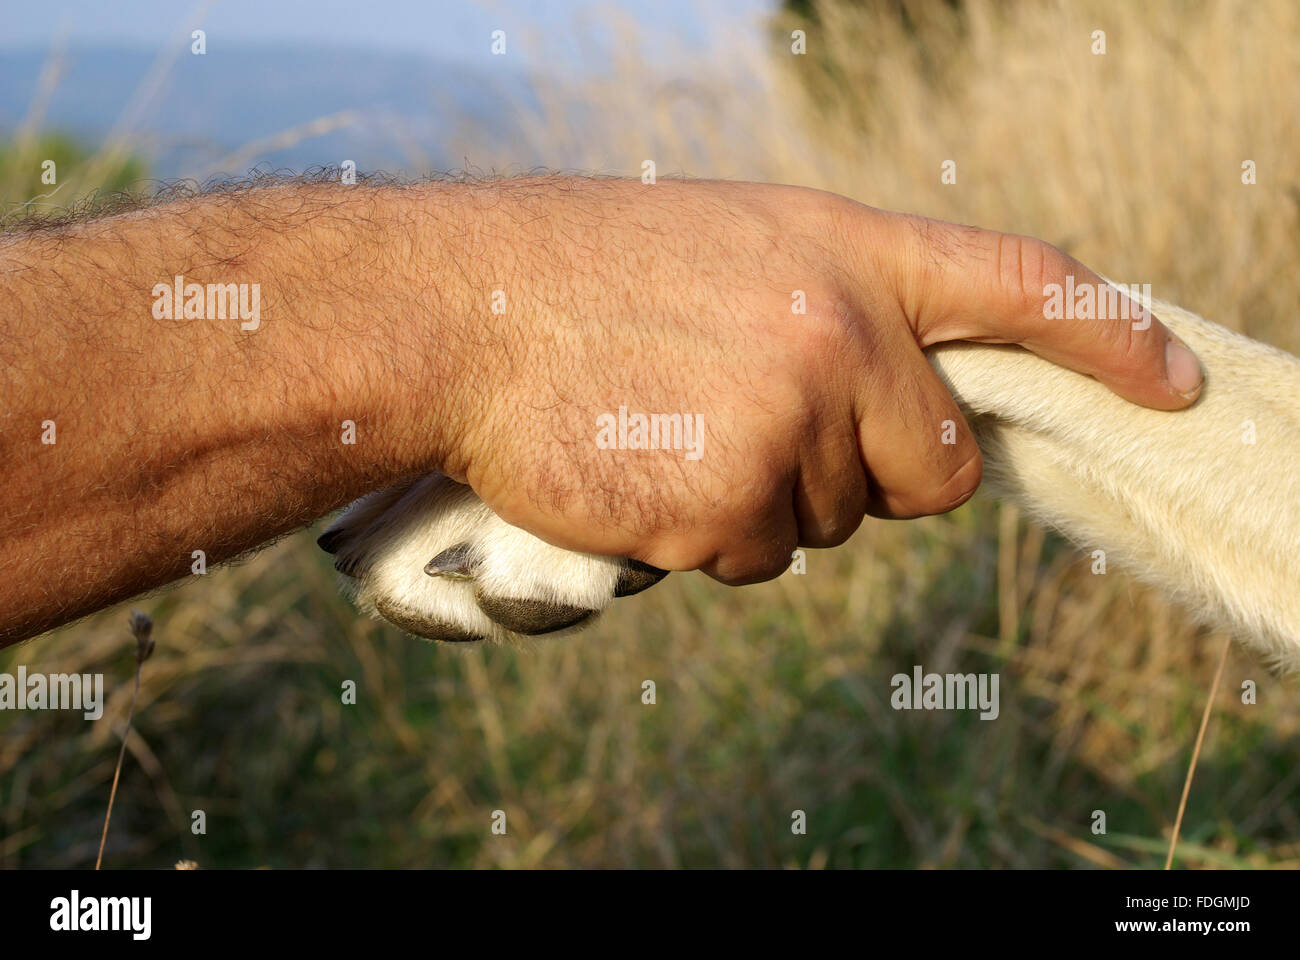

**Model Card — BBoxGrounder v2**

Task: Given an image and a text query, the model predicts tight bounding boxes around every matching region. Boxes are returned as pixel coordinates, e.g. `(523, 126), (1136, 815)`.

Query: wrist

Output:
(359, 183), (494, 482)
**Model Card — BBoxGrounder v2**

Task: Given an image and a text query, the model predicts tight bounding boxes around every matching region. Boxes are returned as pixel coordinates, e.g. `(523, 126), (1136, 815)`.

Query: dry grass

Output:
(2, 0), (1298, 868)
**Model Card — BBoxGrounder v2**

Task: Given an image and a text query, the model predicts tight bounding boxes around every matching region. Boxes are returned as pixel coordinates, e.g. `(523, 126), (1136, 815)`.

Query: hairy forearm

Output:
(0, 181), (498, 645)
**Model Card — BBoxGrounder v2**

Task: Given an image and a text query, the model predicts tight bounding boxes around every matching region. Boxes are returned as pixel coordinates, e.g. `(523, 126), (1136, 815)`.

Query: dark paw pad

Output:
(475, 593), (597, 635)
(373, 598), (486, 643)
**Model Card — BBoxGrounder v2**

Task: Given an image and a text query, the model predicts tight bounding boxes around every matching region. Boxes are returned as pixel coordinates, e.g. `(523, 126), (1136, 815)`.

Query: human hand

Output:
(407, 177), (1202, 586)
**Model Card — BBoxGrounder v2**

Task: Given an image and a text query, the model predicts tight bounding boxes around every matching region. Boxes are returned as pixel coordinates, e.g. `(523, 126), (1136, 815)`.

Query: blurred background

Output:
(2, 0), (1298, 869)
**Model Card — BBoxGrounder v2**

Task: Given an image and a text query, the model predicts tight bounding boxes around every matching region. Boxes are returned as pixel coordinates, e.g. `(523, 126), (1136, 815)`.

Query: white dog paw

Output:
(317, 474), (667, 643)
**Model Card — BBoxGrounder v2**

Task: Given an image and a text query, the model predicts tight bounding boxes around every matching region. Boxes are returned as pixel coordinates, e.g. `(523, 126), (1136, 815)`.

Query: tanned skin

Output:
(0, 176), (1204, 646)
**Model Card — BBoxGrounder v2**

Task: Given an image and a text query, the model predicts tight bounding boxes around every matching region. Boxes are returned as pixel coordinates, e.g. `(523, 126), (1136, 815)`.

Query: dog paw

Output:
(317, 474), (667, 643)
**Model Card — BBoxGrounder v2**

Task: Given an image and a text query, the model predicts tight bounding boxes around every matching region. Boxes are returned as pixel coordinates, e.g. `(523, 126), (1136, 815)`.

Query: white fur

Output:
(324, 296), (1300, 666)
(325, 473), (624, 644)
(930, 296), (1300, 667)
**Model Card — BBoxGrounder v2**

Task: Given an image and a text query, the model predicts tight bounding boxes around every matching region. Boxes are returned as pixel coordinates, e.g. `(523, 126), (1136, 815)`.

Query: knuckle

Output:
(714, 544), (797, 586)
(999, 233), (1067, 318)
(778, 294), (864, 378)
(895, 449), (984, 517)
(932, 449), (984, 512)
(1106, 307), (1142, 361)
(800, 516), (860, 549)
(817, 191), (867, 253)
(800, 492), (868, 549)
(708, 503), (800, 584)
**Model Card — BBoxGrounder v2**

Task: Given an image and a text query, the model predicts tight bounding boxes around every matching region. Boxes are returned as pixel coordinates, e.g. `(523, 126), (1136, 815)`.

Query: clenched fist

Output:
(387, 177), (1203, 585)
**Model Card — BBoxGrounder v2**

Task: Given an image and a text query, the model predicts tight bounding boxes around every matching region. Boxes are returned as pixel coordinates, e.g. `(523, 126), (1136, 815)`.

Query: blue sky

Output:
(1, 0), (779, 177)
(4, 0), (770, 69)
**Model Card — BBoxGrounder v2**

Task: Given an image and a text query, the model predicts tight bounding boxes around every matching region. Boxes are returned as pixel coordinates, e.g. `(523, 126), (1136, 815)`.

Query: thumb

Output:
(877, 214), (1204, 410)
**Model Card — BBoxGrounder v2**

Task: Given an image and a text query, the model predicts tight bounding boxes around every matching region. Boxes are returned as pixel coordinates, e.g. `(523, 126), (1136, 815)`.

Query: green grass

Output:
(4, 499), (1297, 868)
